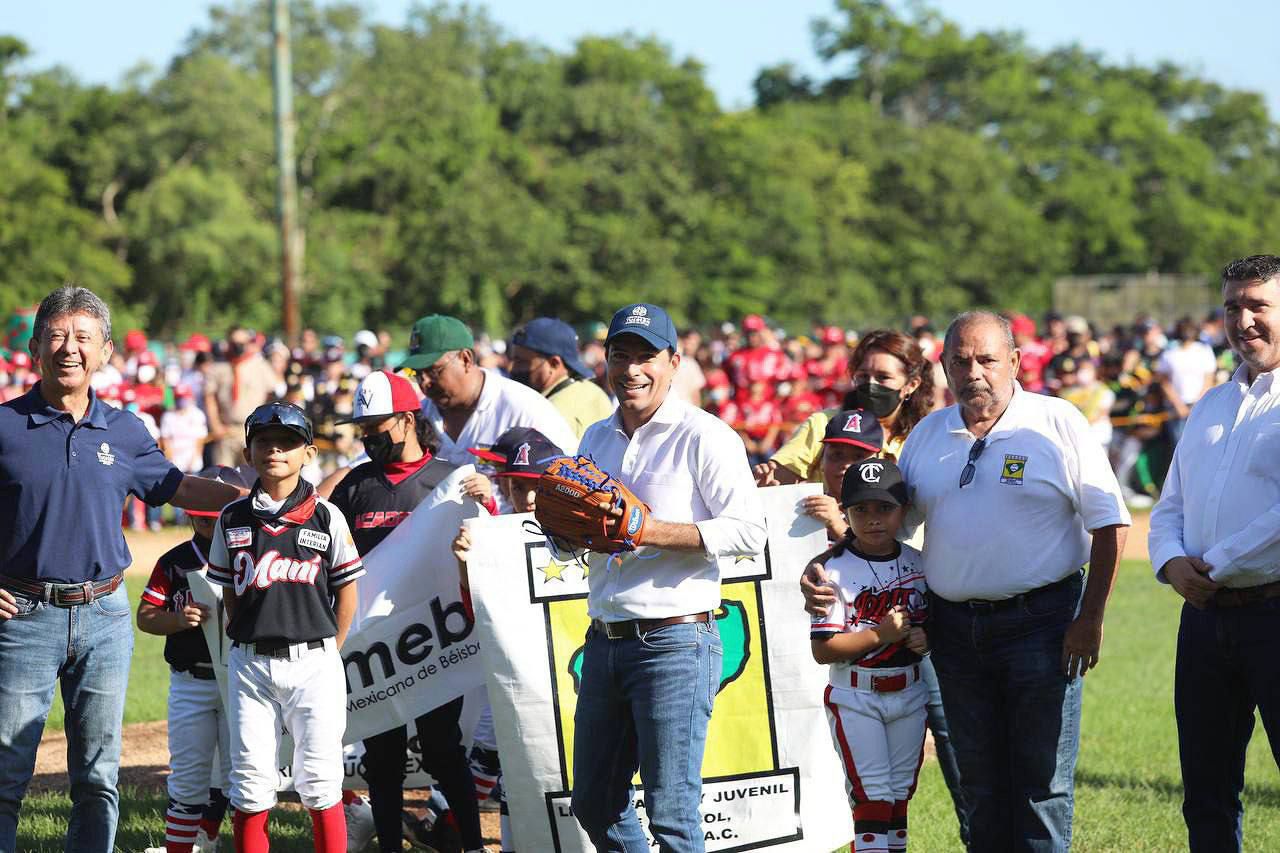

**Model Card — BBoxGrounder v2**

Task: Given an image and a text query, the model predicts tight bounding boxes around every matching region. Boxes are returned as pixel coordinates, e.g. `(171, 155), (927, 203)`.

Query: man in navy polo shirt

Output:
(0, 286), (245, 853)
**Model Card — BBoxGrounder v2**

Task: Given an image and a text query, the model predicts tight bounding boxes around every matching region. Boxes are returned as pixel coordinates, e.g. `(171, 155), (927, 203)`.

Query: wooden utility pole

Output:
(271, 0), (302, 343)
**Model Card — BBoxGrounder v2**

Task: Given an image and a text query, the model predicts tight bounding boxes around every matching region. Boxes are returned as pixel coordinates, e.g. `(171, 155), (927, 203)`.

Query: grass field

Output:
(19, 562), (1280, 851)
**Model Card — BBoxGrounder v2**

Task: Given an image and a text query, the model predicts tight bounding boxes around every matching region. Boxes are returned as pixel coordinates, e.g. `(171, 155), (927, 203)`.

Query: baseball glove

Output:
(533, 455), (650, 554)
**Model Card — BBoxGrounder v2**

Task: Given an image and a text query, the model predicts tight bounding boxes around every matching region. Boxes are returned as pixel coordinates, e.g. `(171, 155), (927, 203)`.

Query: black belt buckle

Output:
(596, 619), (637, 641)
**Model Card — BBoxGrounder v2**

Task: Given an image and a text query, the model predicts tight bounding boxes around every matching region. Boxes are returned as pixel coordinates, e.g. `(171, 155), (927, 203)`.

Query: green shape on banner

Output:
(567, 599), (751, 695)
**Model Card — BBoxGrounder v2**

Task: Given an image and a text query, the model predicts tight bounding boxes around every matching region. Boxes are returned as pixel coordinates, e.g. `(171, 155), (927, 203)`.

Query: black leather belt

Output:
(590, 611), (710, 641)
(172, 663), (217, 681)
(233, 639), (325, 659)
(944, 570), (1081, 611)
(1214, 580), (1280, 608)
(0, 573), (123, 607)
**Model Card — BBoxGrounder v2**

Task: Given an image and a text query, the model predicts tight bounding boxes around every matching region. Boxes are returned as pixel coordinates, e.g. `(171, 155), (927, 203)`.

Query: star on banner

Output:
(540, 558), (568, 582)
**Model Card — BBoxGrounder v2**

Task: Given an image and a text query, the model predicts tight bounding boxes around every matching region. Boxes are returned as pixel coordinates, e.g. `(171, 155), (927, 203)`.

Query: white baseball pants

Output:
(227, 639), (346, 812)
(824, 677), (928, 805)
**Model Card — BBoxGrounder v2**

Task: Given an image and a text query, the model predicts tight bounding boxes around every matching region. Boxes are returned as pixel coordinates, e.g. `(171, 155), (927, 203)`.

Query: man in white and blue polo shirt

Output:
(0, 286), (245, 853)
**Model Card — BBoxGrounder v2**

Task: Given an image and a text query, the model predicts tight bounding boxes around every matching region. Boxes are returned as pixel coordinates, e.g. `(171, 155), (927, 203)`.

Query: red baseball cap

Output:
(821, 325), (845, 345)
(337, 370), (420, 423)
(179, 333), (212, 353)
(742, 314), (766, 332)
(124, 330), (147, 352)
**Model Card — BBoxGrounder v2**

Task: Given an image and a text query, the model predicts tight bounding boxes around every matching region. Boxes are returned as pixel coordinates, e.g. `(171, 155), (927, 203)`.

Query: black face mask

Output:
(363, 429), (405, 467)
(850, 382), (902, 419)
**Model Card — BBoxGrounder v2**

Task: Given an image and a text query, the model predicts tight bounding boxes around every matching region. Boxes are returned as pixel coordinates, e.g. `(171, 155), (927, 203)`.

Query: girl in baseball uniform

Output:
(138, 465), (249, 853)
(810, 458), (929, 853)
(207, 404), (364, 853)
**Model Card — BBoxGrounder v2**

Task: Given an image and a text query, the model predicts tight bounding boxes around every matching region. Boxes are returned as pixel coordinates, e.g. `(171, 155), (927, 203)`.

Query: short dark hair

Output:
(33, 286), (112, 343)
(1222, 255), (1280, 284)
(943, 311), (1014, 355)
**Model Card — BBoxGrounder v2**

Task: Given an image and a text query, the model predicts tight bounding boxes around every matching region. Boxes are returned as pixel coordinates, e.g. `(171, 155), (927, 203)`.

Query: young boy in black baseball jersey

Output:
(139, 464), (249, 853)
(810, 459), (929, 853)
(453, 425), (566, 853)
(328, 369), (484, 853)
(207, 403), (364, 853)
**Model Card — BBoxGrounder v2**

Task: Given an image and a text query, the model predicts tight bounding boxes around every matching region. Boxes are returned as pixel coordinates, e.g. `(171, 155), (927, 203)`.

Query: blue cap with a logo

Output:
(606, 303), (678, 352)
(511, 317), (592, 378)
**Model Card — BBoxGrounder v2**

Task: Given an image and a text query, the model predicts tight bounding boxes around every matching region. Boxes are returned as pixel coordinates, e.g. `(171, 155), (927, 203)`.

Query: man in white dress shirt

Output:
(569, 303), (765, 853)
(1149, 254), (1280, 853)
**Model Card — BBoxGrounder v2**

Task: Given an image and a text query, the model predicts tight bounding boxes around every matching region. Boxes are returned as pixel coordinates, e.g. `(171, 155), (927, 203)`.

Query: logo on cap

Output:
(408, 328), (420, 351)
(843, 413), (864, 433)
(513, 442), (531, 467)
(632, 305), (648, 316)
(860, 461), (884, 483)
(358, 388), (374, 409)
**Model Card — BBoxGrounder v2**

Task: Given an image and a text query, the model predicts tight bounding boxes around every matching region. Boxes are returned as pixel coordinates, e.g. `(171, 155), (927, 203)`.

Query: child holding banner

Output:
(138, 465), (249, 853)
(455, 426), (567, 853)
(809, 458), (929, 853)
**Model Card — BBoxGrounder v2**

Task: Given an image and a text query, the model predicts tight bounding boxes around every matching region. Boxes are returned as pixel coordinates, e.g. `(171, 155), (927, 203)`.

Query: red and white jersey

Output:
(810, 540), (927, 679)
(726, 346), (794, 395)
(720, 395), (782, 440)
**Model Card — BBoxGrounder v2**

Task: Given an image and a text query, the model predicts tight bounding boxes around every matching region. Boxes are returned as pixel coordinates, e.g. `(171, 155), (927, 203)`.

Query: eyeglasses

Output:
(421, 352), (459, 382)
(959, 438), (987, 488)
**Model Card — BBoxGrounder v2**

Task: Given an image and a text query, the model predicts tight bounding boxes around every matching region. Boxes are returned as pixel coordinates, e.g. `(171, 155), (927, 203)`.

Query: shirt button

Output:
(71, 451), (77, 457)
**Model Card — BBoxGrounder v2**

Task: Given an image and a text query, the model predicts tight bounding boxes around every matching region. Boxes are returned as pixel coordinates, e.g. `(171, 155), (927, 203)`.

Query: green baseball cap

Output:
(400, 314), (474, 371)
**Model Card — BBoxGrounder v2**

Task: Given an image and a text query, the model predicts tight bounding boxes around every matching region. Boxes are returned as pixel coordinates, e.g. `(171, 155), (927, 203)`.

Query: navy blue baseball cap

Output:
(468, 427), (564, 478)
(606, 303), (678, 352)
(511, 318), (592, 379)
(822, 409), (884, 453)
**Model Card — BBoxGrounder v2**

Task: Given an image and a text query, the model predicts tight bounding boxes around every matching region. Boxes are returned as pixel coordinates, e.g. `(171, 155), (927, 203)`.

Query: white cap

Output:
(337, 370), (420, 423)
(353, 329), (378, 349)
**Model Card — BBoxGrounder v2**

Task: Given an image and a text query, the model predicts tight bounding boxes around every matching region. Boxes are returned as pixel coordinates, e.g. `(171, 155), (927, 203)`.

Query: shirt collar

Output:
(608, 388), (685, 436)
(946, 381), (1025, 439)
(1233, 362), (1279, 393)
(474, 368), (499, 413)
(25, 383), (110, 429)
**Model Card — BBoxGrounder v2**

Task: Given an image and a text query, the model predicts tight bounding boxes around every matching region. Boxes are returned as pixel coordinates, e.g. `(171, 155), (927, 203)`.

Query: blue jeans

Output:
(0, 583), (134, 853)
(929, 572), (1084, 853)
(571, 619), (721, 853)
(920, 654), (971, 848)
(1175, 599), (1280, 852)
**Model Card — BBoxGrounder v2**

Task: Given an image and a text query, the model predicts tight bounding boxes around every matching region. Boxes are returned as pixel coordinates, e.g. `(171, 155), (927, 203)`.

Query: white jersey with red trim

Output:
(809, 539), (927, 684)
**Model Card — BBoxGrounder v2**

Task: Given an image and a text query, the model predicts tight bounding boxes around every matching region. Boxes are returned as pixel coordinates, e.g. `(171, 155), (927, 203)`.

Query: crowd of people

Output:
(1, 254), (1276, 853)
(0, 305), (1233, 523)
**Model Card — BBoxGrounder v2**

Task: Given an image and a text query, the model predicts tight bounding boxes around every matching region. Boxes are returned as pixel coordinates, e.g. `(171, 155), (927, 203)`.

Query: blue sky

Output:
(6, 1), (1279, 115)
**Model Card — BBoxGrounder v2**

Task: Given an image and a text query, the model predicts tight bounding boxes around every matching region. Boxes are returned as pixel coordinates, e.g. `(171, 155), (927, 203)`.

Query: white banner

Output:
(187, 465), (489, 789)
(467, 483), (856, 853)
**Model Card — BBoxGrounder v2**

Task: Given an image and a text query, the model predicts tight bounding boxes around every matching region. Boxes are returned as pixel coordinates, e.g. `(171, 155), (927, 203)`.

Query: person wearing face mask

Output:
(507, 317), (613, 439)
(756, 329), (936, 486)
(776, 331), (972, 848)
(327, 369), (486, 853)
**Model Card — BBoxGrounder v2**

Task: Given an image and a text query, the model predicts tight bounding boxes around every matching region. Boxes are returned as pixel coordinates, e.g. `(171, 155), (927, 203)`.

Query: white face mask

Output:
(137, 365), (157, 383)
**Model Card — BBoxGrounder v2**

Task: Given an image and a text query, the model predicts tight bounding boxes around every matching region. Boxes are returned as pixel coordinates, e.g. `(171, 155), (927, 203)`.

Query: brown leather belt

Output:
(1214, 580), (1280, 608)
(591, 611), (710, 641)
(0, 573), (123, 607)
